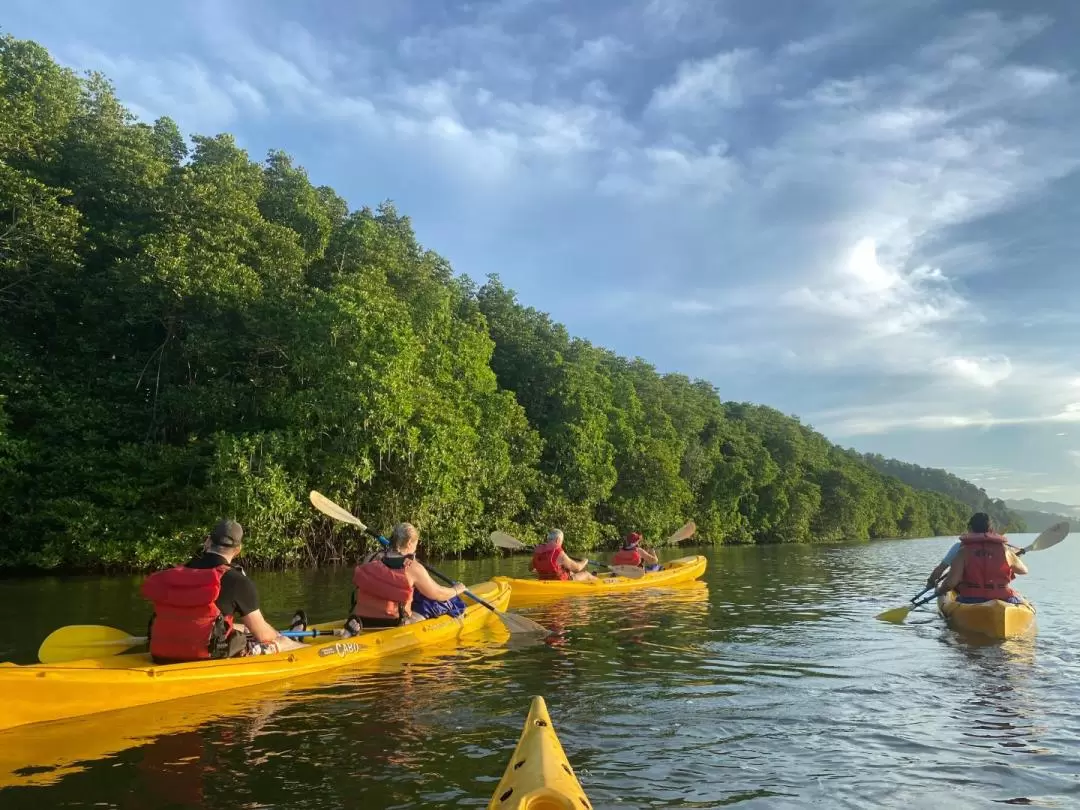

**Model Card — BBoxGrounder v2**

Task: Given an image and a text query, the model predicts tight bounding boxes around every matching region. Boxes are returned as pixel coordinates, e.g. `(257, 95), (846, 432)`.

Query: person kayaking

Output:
(936, 512), (1029, 604)
(612, 532), (660, 571)
(343, 522), (468, 635)
(530, 528), (596, 582)
(141, 519), (305, 664)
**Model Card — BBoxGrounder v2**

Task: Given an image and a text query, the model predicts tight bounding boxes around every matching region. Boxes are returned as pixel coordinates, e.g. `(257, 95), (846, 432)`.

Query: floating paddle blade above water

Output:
(309, 490), (368, 530)
(1019, 521), (1070, 554)
(664, 520), (696, 545)
(38, 624), (145, 664)
(491, 531), (530, 551)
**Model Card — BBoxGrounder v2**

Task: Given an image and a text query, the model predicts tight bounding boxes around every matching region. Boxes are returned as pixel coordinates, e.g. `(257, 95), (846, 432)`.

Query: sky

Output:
(6, 0), (1080, 505)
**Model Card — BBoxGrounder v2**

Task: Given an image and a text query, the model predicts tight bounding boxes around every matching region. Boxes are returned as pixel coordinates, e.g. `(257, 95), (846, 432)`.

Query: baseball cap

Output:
(210, 519), (244, 548)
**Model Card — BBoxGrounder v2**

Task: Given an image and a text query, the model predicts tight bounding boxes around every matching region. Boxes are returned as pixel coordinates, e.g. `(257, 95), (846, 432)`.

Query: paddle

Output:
(875, 521), (1070, 625)
(37, 625), (340, 665)
(489, 532), (647, 579)
(660, 520), (697, 546)
(308, 491), (550, 636)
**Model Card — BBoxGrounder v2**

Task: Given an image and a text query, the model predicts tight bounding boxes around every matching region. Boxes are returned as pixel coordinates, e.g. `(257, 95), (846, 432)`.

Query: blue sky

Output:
(7, 0), (1080, 505)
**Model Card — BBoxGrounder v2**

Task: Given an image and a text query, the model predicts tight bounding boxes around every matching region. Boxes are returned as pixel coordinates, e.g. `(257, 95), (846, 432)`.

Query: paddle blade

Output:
(664, 520), (696, 545)
(309, 490), (367, 530)
(495, 610), (553, 636)
(875, 605), (914, 624)
(1024, 521), (1070, 553)
(38, 625), (144, 664)
(608, 564), (646, 579)
(490, 530), (529, 551)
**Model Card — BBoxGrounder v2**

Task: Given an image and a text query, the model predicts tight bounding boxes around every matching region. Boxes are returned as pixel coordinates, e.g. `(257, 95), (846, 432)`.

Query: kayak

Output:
(0, 579), (510, 732)
(494, 554), (707, 605)
(0, 622), (513, 790)
(488, 695), (589, 810)
(938, 590), (1037, 640)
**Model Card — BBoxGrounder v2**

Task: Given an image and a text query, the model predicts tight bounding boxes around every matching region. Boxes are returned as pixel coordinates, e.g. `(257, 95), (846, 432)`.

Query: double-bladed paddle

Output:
(308, 491), (551, 636)
(875, 520), (1070, 625)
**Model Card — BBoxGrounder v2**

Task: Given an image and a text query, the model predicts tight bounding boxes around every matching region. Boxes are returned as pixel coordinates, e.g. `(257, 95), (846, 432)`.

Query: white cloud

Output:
(646, 49), (754, 113)
(935, 355), (1013, 387)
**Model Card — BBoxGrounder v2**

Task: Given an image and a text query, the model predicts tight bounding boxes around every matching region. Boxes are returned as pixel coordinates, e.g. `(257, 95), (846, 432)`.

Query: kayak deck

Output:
(0, 580), (510, 732)
(488, 696), (590, 810)
(494, 555), (707, 605)
(938, 590), (1037, 640)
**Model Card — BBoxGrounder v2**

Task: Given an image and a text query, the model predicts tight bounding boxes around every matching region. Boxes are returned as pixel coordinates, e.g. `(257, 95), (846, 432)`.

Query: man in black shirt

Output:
(143, 519), (304, 661)
(187, 520), (263, 622)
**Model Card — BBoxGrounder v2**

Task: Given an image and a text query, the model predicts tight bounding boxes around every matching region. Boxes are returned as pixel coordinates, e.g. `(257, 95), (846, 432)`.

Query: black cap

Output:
(210, 519), (244, 548)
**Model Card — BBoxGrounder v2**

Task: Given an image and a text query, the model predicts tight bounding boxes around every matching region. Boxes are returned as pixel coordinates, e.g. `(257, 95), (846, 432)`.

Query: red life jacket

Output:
(141, 565), (233, 662)
(955, 532), (1017, 601)
(531, 542), (569, 581)
(353, 559), (414, 620)
(612, 547), (643, 567)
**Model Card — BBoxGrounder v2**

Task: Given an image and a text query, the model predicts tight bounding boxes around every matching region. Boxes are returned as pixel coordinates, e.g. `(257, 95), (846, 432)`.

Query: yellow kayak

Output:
(938, 590), (1037, 640)
(0, 580), (510, 732)
(488, 696), (589, 810)
(494, 555), (707, 605)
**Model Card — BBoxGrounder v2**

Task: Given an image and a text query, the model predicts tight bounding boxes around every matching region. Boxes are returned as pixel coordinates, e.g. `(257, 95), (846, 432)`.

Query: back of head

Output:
(967, 512), (992, 534)
(546, 528), (564, 547)
(390, 522), (418, 552)
(209, 519), (243, 556)
(624, 531), (642, 548)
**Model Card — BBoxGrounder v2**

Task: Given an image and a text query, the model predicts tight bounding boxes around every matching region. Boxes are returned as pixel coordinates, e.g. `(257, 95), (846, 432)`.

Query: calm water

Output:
(0, 535), (1077, 809)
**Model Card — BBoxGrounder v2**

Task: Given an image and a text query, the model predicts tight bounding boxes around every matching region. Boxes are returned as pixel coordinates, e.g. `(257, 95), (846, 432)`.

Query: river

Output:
(0, 533), (1076, 809)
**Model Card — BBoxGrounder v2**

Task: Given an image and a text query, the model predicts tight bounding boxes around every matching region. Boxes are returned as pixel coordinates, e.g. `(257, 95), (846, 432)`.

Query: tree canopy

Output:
(859, 454), (1025, 533)
(0, 34), (982, 569)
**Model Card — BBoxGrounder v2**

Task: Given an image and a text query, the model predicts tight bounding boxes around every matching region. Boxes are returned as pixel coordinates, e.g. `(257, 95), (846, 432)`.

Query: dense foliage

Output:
(0, 35), (978, 569)
(860, 455), (1025, 532)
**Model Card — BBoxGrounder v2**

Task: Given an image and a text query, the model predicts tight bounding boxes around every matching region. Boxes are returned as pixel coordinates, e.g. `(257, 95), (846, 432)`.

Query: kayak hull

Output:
(494, 555), (707, 605)
(488, 695), (590, 810)
(938, 590), (1036, 640)
(0, 580), (510, 732)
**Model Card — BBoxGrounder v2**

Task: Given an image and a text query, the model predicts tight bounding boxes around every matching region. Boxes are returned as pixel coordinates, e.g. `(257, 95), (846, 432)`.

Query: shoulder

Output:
(222, 568), (256, 593)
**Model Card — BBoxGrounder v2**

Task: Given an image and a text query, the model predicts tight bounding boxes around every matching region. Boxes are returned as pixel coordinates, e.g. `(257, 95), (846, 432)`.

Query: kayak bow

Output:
(488, 695), (591, 810)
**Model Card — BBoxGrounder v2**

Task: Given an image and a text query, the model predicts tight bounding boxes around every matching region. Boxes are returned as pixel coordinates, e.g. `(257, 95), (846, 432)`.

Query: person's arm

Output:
(639, 548), (659, 565)
(1007, 548), (1029, 576)
(926, 562), (949, 589)
(231, 576), (279, 644)
(558, 551), (589, 573)
(410, 563), (467, 602)
(240, 609), (282, 644)
(938, 553), (965, 595)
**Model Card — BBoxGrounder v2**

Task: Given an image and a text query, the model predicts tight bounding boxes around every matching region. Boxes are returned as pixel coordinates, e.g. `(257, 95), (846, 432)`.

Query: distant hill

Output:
(1006, 498), (1080, 519)
(860, 454), (1026, 532)
(1010, 509), (1074, 533)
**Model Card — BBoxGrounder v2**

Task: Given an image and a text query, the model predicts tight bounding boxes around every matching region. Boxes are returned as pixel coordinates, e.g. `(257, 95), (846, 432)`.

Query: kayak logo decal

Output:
(318, 641), (362, 658)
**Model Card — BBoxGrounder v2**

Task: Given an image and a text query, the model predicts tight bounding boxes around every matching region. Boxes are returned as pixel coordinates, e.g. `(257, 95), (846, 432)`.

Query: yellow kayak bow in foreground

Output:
(489, 695), (591, 810)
